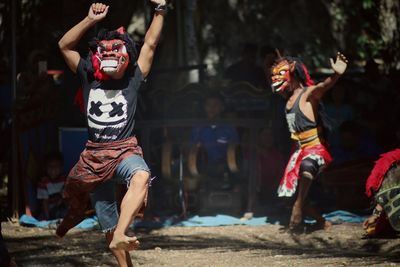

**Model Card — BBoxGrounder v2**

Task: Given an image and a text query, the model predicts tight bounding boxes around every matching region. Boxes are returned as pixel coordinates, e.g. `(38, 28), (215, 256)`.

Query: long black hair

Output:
(273, 56), (315, 87)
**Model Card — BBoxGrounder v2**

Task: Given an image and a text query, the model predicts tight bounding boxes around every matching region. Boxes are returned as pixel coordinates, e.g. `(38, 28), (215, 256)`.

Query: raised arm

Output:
(137, 0), (166, 78)
(305, 52), (348, 100)
(58, 3), (109, 73)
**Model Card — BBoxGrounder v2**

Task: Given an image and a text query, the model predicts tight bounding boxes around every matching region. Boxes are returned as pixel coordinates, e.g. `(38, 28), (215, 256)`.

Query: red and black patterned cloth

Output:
(56, 136), (143, 237)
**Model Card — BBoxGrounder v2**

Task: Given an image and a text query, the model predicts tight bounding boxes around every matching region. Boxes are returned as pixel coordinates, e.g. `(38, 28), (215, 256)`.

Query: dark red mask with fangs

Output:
(92, 39), (129, 80)
(90, 27), (131, 81)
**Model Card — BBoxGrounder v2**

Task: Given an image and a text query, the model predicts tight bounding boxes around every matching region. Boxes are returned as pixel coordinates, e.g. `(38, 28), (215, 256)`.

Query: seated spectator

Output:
(190, 94), (239, 189)
(17, 50), (55, 109)
(224, 43), (266, 88)
(331, 121), (383, 164)
(36, 152), (67, 220)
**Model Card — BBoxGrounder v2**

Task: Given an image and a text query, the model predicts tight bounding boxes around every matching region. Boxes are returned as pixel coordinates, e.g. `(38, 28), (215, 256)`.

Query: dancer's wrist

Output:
(153, 0), (168, 13)
(332, 70), (342, 76)
(155, 4), (167, 13)
(84, 16), (98, 26)
(372, 207), (382, 217)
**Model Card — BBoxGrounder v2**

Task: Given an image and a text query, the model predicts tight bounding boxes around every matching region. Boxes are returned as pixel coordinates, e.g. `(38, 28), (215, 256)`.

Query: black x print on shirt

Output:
(109, 102), (124, 117)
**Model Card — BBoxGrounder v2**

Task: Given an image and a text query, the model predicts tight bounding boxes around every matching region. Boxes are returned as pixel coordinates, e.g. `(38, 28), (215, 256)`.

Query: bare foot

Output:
(307, 220), (332, 233)
(125, 240), (140, 251)
(109, 233), (140, 251)
(322, 220), (332, 230)
(289, 204), (303, 232)
(314, 219), (332, 231)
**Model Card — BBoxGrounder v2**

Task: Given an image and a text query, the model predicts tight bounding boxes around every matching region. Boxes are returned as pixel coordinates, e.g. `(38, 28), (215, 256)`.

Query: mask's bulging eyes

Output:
(280, 70), (286, 75)
(97, 46), (105, 54)
(112, 44), (122, 53)
(97, 41), (126, 55)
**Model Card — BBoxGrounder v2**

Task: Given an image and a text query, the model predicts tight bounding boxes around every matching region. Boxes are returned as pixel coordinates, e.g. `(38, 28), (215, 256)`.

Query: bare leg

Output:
(289, 176), (312, 230)
(106, 232), (134, 267)
(109, 170), (149, 251)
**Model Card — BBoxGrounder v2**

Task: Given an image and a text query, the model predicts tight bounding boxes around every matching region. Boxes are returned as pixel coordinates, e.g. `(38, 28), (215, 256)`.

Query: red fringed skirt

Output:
(277, 143), (332, 197)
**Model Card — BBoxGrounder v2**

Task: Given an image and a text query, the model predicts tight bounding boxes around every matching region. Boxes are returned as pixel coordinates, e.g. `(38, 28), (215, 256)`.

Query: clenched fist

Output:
(150, 0), (166, 6)
(88, 3), (109, 22)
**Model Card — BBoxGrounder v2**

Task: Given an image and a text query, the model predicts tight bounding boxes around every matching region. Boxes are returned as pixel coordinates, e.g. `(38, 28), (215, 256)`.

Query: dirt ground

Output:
(3, 221), (400, 267)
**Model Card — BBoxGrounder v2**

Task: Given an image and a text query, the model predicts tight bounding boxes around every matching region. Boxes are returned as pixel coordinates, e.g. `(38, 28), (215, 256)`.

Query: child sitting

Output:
(36, 152), (67, 220)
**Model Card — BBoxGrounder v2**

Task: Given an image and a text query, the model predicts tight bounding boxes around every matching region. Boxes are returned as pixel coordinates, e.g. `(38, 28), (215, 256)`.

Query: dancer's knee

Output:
(131, 170), (150, 186)
(115, 155), (151, 187)
(299, 158), (319, 180)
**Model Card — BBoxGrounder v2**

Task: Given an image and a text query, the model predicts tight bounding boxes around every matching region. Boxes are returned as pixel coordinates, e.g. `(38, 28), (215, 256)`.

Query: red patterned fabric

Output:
(56, 136), (143, 237)
(365, 149), (400, 198)
(278, 144), (332, 197)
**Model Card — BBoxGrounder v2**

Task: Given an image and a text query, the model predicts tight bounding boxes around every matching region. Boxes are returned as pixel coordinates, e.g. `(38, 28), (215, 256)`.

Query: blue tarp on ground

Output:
(175, 215), (269, 227)
(19, 210), (367, 230)
(323, 210), (368, 224)
(19, 214), (99, 230)
(135, 210), (367, 228)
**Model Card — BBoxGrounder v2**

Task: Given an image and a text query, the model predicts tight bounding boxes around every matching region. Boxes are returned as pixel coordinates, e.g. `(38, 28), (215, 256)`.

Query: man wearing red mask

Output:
(57, 2), (166, 266)
(270, 53), (348, 232)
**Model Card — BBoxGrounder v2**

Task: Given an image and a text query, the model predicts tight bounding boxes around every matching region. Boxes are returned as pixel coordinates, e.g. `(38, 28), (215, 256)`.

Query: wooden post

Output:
(11, 0), (19, 218)
(175, 0), (184, 66)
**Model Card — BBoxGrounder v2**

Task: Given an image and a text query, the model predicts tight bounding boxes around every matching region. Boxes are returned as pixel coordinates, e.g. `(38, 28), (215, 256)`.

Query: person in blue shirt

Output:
(190, 94), (239, 189)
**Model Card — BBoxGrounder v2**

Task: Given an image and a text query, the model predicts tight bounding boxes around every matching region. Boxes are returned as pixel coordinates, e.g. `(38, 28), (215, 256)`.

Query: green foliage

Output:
(197, 0), (400, 73)
(198, 0), (335, 72)
(327, 0), (399, 70)
(362, 0), (376, 10)
(1, 0), (399, 74)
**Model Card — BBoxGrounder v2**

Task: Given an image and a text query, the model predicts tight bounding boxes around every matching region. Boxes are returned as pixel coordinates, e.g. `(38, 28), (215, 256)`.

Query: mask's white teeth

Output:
(272, 81), (284, 87)
(103, 67), (115, 72)
(100, 59), (118, 69)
